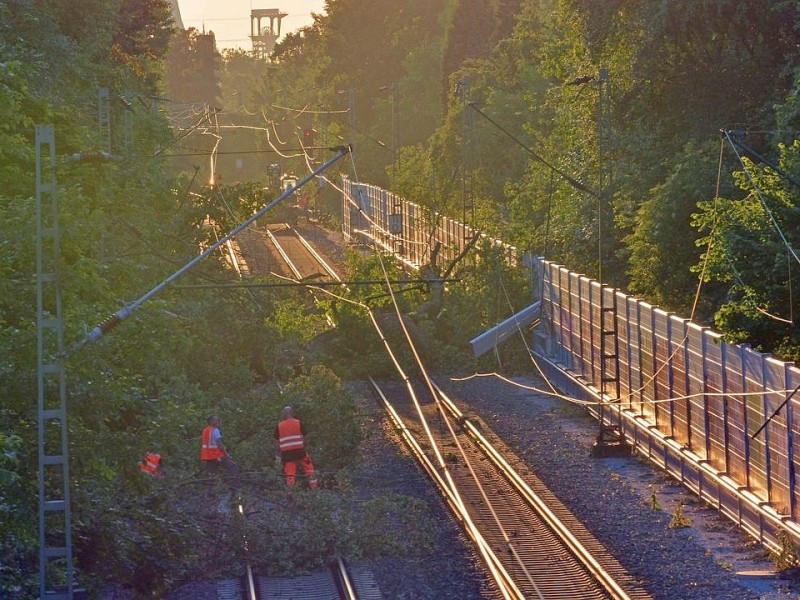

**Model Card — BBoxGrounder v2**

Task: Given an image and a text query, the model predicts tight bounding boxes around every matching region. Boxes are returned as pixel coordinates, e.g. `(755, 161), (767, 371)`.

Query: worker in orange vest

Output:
(201, 415), (238, 474)
(275, 406), (318, 489)
(138, 451), (164, 478)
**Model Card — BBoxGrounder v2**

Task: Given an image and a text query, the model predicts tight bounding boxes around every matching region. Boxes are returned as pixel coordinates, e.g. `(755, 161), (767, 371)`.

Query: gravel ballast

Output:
(158, 223), (800, 598)
(428, 374), (799, 599)
(120, 373), (799, 600)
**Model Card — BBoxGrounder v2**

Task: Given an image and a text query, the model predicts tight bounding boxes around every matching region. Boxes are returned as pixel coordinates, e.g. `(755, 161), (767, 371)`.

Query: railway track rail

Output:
(370, 378), (652, 600)
(264, 223), (341, 282)
(235, 222), (341, 283)
(217, 496), (378, 600)
(217, 558), (372, 600)
(232, 220), (649, 598)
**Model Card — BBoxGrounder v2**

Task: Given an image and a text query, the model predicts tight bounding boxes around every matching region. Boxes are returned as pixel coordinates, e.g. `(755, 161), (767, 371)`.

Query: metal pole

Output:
(70, 147), (350, 352)
(36, 125), (75, 599)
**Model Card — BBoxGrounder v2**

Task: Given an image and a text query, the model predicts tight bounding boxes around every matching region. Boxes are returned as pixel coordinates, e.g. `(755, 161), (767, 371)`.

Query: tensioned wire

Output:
(272, 97), (464, 257)
(712, 134), (794, 324)
(307, 282), (524, 600)
(723, 130), (800, 268)
(337, 146), (542, 598)
(262, 107), (422, 257)
(295, 126), (798, 420)
(457, 136), (796, 422)
(290, 131), (536, 596)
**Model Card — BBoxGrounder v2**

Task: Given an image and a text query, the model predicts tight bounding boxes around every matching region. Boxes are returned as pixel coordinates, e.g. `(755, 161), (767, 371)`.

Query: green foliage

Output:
(626, 141), (730, 317)
(692, 140), (800, 359)
(0, 430), (37, 597)
(280, 366), (362, 471)
(357, 493), (438, 556)
(316, 252), (404, 378)
(264, 0), (449, 186)
(164, 27), (221, 104)
(229, 487), (437, 577)
(771, 529), (800, 572)
(440, 240), (531, 345)
(73, 482), (206, 596)
(4, 0), (800, 595)
(668, 503), (692, 529)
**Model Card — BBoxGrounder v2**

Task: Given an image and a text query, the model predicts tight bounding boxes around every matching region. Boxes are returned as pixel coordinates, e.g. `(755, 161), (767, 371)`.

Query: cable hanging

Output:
(722, 129), (800, 268)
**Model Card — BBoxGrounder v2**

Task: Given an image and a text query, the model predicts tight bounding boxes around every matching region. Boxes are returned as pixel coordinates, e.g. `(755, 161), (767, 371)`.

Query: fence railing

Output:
(341, 177), (518, 269)
(338, 179), (800, 549)
(534, 260), (800, 549)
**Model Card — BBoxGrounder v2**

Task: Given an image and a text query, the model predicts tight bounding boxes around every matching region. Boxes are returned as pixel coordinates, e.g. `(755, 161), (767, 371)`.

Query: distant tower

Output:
(251, 8), (287, 59)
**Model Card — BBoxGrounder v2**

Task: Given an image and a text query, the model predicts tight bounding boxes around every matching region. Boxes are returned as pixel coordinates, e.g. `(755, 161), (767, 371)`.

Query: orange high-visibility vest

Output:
(139, 452), (162, 476)
(277, 418), (305, 453)
(201, 425), (224, 461)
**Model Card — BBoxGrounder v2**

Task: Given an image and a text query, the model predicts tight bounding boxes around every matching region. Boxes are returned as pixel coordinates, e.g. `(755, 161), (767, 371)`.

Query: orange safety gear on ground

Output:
(201, 425), (225, 461)
(139, 452), (162, 477)
(277, 418), (305, 453)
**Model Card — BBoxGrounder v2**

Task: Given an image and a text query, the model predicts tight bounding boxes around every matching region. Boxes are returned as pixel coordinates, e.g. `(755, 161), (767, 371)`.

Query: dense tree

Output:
(266, 0), (448, 186)
(693, 140), (800, 361)
(4, 0), (800, 595)
(397, 0), (800, 340)
(442, 0), (523, 81)
(624, 140), (734, 316)
(164, 27), (221, 104)
(0, 1), (281, 594)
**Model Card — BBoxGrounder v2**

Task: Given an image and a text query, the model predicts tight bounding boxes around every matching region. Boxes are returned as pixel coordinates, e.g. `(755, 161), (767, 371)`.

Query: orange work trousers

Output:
(284, 452), (318, 489)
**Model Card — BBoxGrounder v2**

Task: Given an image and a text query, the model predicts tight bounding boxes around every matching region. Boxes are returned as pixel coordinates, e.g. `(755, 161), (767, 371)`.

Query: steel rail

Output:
(265, 225), (340, 330)
(70, 147), (349, 352)
(265, 226), (305, 280)
(292, 225), (342, 281)
(332, 558), (358, 600)
(243, 564), (257, 600)
(369, 378), (524, 600)
(433, 382), (637, 600)
(236, 497), (259, 600)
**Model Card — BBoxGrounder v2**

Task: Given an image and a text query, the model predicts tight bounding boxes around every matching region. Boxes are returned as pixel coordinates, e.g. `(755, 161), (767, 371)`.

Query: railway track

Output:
(216, 496), (381, 600)
(217, 557), (377, 599)
(233, 222), (650, 598)
(370, 378), (652, 600)
(235, 222), (341, 282)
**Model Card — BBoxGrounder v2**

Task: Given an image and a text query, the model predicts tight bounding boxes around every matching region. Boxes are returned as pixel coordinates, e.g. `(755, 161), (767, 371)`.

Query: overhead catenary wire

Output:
(710, 133), (795, 325)
(470, 133), (774, 418)
(378, 252), (544, 598)
(467, 102), (598, 198)
(722, 129), (800, 268)
(262, 110), (307, 159)
(304, 155), (429, 252)
(296, 136), (524, 593)
(322, 108), (788, 444)
(497, 274), (560, 396)
(725, 131), (800, 191)
(311, 257), (525, 600)
(450, 372), (796, 408)
(67, 146), (350, 354)
(337, 142), (542, 597)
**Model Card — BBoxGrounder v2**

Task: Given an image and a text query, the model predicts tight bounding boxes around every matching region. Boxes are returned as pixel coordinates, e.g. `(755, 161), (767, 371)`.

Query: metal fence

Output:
(534, 260), (800, 550)
(341, 177), (518, 269)
(338, 179), (800, 550)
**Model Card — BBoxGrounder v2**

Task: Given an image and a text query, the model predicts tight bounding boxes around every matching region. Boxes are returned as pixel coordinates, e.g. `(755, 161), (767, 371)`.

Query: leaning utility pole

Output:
(34, 120), (348, 597)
